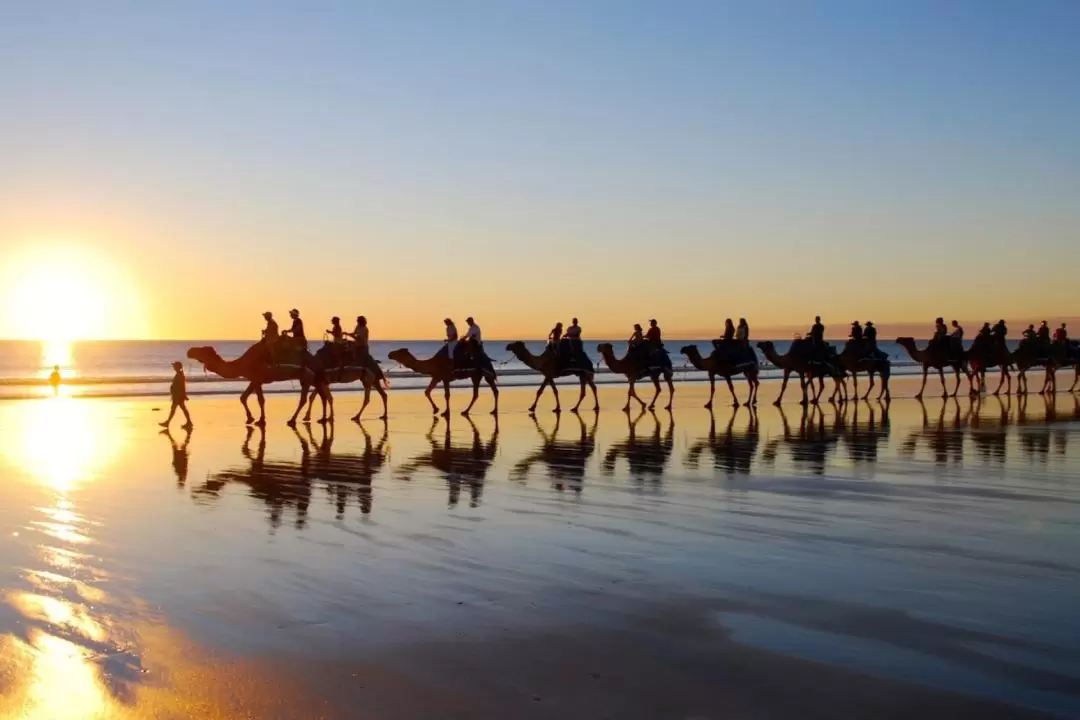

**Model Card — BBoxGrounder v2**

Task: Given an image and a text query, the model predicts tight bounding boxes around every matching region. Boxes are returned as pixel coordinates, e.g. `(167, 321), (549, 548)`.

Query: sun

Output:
(3, 246), (145, 344)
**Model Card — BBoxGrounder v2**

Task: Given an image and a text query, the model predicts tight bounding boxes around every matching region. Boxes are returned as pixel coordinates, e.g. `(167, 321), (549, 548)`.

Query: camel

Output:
(894, 337), (972, 400)
(965, 342), (1014, 396)
(837, 344), (891, 401)
(596, 343), (674, 412)
(387, 347), (498, 417)
(187, 341), (331, 426)
(511, 412), (597, 492)
(300, 342), (389, 422)
(505, 341), (598, 414)
(680, 344), (760, 408)
(755, 341), (845, 406)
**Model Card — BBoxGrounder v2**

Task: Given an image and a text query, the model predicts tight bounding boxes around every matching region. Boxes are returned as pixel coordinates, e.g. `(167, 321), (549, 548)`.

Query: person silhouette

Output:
(160, 361), (193, 429)
(48, 365), (61, 396)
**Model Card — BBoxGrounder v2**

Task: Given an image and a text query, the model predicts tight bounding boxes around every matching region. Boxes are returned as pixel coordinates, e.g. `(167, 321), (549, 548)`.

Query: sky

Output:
(1, 0), (1078, 340)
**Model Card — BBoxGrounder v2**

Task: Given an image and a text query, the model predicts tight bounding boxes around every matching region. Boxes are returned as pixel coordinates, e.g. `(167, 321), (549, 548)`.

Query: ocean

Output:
(0, 338), (1017, 399)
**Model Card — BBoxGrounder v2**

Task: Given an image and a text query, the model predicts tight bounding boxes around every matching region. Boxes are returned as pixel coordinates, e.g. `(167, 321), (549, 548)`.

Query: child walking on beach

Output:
(160, 361), (193, 429)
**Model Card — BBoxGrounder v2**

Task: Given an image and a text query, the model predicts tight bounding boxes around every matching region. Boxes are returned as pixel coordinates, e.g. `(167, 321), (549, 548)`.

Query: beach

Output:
(1, 379), (1078, 718)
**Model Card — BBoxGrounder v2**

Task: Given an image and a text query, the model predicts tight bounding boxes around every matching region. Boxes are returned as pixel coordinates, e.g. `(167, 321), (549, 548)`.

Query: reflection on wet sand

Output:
(601, 409), (675, 486)
(512, 413), (598, 492)
(842, 400), (891, 465)
(194, 421), (390, 526)
(685, 407), (760, 476)
(397, 416), (499, 508)
(162, 426), (192, 488)
(761, 404), (842, 475)
(901, 399), (971, 466)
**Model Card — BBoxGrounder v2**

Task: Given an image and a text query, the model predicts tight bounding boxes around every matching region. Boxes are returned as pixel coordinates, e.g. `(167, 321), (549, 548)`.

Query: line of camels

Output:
(186, 334), (1080, 425)
(169, 393), (1077, 525)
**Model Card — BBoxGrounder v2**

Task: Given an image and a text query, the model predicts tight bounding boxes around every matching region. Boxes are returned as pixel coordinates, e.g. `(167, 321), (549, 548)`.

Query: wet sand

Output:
(1, 379), (1078, 718)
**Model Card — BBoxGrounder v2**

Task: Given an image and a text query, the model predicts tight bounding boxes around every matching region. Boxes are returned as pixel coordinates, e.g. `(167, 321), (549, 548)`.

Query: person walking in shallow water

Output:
(160, 361), (192, 429)
(48, 365), (61, 396)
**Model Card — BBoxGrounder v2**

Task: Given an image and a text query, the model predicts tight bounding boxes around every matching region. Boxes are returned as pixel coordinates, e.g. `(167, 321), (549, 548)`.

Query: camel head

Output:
(387, 348), (412, 364)
(187, 346), (222, 367)
(756, 341), (775, 352)
(679, 345), (698, 356)
(895, 337), (916, 349)
(596, 343), (615, 357)
(505, 341), (526, 353)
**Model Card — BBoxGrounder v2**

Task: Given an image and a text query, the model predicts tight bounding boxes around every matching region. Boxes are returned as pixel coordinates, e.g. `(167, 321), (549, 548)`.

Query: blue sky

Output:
(1, 1), (1077, 338)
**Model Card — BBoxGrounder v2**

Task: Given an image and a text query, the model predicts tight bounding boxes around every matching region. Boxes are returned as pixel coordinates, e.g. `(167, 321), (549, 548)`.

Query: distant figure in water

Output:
(160, 361), (193, 429)
(48, 365), (61, 396)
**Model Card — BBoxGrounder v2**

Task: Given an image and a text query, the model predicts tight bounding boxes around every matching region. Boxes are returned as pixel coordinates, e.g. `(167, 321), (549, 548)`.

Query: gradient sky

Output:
(2, 0), (1078, 340)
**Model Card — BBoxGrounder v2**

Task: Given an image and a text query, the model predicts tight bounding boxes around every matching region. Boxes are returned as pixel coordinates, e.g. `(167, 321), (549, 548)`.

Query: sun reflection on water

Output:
(0, 396), (134, 718)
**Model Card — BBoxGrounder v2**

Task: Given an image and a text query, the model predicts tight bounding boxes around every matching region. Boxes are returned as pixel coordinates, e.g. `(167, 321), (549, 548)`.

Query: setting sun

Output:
(2, 246), (146, 343)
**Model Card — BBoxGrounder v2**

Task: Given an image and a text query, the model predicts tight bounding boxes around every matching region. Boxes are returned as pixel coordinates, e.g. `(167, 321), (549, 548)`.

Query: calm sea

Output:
(0, 338), (999, 399)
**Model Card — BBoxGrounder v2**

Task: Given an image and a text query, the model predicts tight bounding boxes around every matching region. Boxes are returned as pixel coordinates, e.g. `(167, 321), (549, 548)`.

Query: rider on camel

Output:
(327, 316), (346, 369)
(932, 317), (948, 351)
(283, 309), (307, 355)
(548, 322), (563, 348)
(950, 320), (964, 358)
(566, 318), (583, 363)
(809, 316), (825, 361)
(262, 312), (279, 364)
(992, 319), (1008, 350)
(628, 323), (645, 351)
(1054, 323), (1069, 345)
(646, 319), (662, 351)
(864, 321), (878, 353)
(1022, 324), (1038, 346)
(736, 318), (749, 345)
(443, 318), (459, 362)
(347, 315), (370, 363)
(463, 317), (483, 365)
(1038, 321), (1051, 346)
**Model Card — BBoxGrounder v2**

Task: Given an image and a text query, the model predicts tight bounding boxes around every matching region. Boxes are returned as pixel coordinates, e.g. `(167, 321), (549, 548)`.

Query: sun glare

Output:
(3, 246), (146, 344)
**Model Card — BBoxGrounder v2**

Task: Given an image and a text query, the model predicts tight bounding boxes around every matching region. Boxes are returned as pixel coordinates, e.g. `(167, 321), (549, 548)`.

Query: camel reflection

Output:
(900, 399), (970, 466)
(512, 413), (598, 492)
(194, 422), (388, 528)
(313, 421), (389, 518)
(841, 400), (891, 465)
(601, 409), (675, 486)
(761, 405), (841, 475)
(397, 417), (499, 508)
(194, 425), (312, 530)
(684, 407), (759, 476)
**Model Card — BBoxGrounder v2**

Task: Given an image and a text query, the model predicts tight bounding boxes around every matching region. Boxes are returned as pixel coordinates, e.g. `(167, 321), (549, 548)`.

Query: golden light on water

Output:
(4, 397), (127, 491)
(0, 396), (131, 718)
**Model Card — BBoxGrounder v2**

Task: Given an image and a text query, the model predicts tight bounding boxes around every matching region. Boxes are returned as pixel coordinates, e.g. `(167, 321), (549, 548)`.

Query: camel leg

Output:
(705, 374), (715, 409)
(851, 371), (859, 400)
(1018, 370), (1027, 396)
(916, 368), (928, 400)
(625, 380), (646, 412)
(442, 381), (452, 417)
(376, 384), (388, 420)
(253, 387), (266, 427)
(240, 383), (257, 425)
(288, 384), (308, 426)
(351, 384), (371, 421)
(529, 379), (548, 414)
(1071, 367), (1078, 393)
(589, 378), (599, 412)
(321, 385), (334, 424)
(663, 373), (674, 411)
(489, 376), (499, 414)
(950, 368), (961, 398)
(725, 376), (739, 408)
(749, 374), (759, 406)
(994, 368), (1008, 396)
(570, 377), (586, 413)
(551, 381), (562, 414)
(799, 374), (810, 406)
(938, 368), (948, 398)
(863, 371), (875, 402)
(462, 378), (480, 416)
(775, 371), (791, 406)
(647, 375), (661, 411)
(879, 374), (890, 402)
(303, 390), (317, 422)
(424, 378), (440, 414)
(816, 376), (825, 404)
